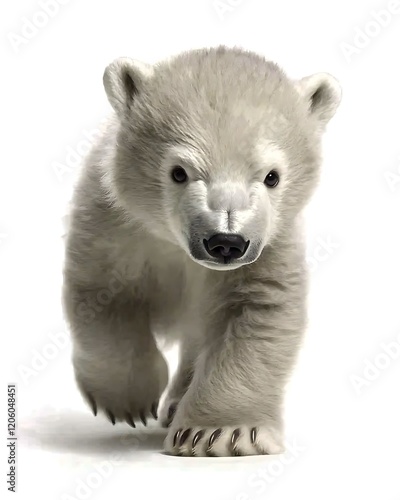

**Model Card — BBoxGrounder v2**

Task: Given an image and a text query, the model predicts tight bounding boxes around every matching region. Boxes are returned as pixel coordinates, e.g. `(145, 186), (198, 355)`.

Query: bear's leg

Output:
(65, 286), (168, 426)
(159, 338), (196, 428)
(164, 279), (305, 456)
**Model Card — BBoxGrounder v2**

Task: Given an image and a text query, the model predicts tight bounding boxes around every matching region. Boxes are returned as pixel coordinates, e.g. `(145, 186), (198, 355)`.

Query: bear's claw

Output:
(173, 429), (181, 447)
(86, 394), (159, 428)
(166, 403), (177, 425)
(165, 425), (284, 457)
(139, 410), (147, 426)
(179, 428), (191, 446)
(250, 427), (257, 444)
(230, 428), (241, 455)
(106, 409), (116, 425)
(125, 412), (136, 428)
(151, 402), (158, 420)
(191, 429), (205, 452)
(86, 393), (97, 417)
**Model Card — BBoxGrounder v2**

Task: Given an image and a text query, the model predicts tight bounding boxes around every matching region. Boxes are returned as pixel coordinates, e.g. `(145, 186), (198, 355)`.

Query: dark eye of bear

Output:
(264, 170), (280, 188)
(171, 166), (188, 183)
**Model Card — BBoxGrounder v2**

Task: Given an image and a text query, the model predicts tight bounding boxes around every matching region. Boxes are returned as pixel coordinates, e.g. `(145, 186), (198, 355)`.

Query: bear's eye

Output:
(171, 166), (188, 183)
(264, 170), (280, 188)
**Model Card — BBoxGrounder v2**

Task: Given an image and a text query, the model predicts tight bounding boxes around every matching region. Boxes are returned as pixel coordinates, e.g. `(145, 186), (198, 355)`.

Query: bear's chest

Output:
(147, 251), (208, 338)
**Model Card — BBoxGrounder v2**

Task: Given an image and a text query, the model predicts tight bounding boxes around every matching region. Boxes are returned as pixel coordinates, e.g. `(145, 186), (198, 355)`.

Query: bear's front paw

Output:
(75, 348), (168, 428)
(164, 425), (284, 457)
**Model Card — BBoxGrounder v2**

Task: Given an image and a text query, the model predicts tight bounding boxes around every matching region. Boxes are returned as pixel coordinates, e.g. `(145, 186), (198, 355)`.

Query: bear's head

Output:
(103, 47), (341, 271)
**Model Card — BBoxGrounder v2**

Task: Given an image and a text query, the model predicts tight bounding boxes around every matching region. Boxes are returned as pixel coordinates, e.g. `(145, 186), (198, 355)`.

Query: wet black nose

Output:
(204, 234), (249, 261)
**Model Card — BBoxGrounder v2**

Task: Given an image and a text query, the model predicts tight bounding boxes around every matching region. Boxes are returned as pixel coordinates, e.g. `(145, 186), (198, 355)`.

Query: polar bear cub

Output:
(63, 46), (341, 456)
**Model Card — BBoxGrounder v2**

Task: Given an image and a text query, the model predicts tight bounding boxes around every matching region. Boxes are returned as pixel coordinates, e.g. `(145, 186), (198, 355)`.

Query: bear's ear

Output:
(103, 57), (153, 115)
(296, 73), (342, 125)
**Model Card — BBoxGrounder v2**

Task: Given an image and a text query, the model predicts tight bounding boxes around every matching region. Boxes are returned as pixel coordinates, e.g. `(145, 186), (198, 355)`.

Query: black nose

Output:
(204, 234), (249, 261)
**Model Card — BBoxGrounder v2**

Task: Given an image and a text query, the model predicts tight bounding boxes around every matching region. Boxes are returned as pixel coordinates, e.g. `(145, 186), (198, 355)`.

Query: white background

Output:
(1, 0), (400, 499)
